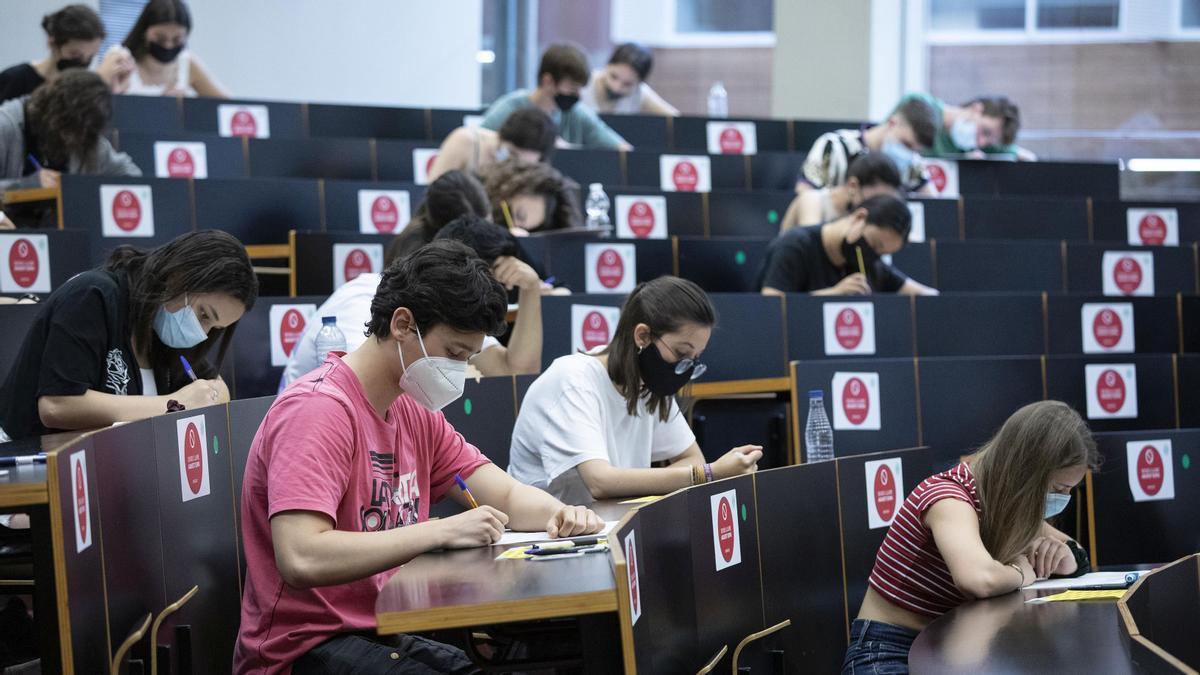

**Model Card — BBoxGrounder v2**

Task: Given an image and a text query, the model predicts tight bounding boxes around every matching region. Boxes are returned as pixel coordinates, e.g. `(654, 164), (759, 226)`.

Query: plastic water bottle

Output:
(585, 183), (612, 235)
(804, 390), (835, 463)
(707, 81), (728, 118)
(314, 316), (346, 364)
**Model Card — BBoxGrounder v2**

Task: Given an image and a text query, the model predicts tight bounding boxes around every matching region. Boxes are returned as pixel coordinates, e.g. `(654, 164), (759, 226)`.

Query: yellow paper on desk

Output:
(1039, 589), (1127, 602)
(619, 495), (663, 504)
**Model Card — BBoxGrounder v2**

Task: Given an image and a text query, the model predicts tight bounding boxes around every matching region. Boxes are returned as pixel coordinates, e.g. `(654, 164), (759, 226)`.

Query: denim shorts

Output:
(841, 618), (921, 675)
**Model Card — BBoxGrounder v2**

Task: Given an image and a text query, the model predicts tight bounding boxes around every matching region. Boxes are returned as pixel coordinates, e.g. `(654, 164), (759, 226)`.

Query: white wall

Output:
(0, 0), (100, 71)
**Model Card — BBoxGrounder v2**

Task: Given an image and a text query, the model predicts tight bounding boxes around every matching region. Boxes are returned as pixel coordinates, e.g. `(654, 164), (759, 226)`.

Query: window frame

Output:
(926, 0), (1129, 45)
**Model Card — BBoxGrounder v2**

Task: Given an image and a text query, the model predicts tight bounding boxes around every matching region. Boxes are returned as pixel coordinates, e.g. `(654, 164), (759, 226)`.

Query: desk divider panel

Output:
(671, 117), (788, 154)
(115, 131), (247, 179)
(229, 295), (327, 399)
(28, 229), (97, 292)
(537, 295), (624, 371)
(539, 237), (674, 294)
(913, 198), (961, 242)
(786, 294), (914, 361)
(962, 196), (1090, 241)
(323, 180), (427, 233)
(934, 240), (1065, 292)
(1043, 354), (1177, 433)
(1122, 554), (1200, 670)
(791, 121), (862, 156)
(112, 94), (182, 133)
(1092, 201), (1200, 244)
(599, 115), (669, 149)
(429, 108), (483, 141)
(699, 293), (786, 381)
(1045, 295), (1181, 355)
(247, 137), (375, 181)
(624, 152), (746, 191)
(991, 160), (1120, 199)
(1065, 243), (1198, 296)
(552, 149), (624, 188)
(675, 236), (771, 293)
(790, 359), (920, 460)
(440, 376), (517, 471)
(1178, 355), (1200, 428)
(374, 140), (439, 183)
(917, 355), (1045, 455)
(604, 188), (705, 237)
(61, 174), (193, 253)
(291, 231), (391, 296)
(306, 103), (426, 140)
(749, 152), (805, 192)
(194, 178), (322, 245)
(889, 242), (934, 289)
(1184, 296), (1200, 353)
(181, 98), (306, 138)
(707, 190), (794, 238)
(914, 293), (1045, 356)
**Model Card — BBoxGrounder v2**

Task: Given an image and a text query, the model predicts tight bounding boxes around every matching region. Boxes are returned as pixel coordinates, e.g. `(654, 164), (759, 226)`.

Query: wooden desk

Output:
(0, 432), (88, 508)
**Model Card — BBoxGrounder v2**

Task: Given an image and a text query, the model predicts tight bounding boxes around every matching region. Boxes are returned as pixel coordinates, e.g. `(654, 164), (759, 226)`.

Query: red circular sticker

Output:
(1092, 308), (1123, 349)
(581, 311), (610, 350)
(927, 164), (947, 193)
(627, 201), (656, 238)
(626, 539), (639, 613)
(425, 153), (438, 178)
(1136, 445), (1164, 496)
(874, 464), (897, 523)
(717, 496), (735, 562)
(672, 161), (699, 192)
(842, 377), (871, 426)
(74, 459), (87, 541)
(1138, 214), (1167, 246)
(1113, 256), (1143, 295)
(111, 190), (142, 232)
(370, 195), (400, 233)
(279, 308), (307, 357)
(166, 147), (195, 178)
(1096, 369), (1127, 414)
(230, 110), (258, 137)
(835, 308), (864, 350)
(719, 127), (745, 154)
(343, 248), (374, 282)
(595, 249), (625, 289)
(7, 238), (39, 288)
(183, 422), (204, 495)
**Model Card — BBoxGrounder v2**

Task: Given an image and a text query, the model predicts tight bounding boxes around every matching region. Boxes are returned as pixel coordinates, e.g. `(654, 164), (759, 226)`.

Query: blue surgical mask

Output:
(1043, 492), (1071, 519)
(153, 294), (208, 348)
(880, 140), (916, 176)
(951, 117), (979, 151)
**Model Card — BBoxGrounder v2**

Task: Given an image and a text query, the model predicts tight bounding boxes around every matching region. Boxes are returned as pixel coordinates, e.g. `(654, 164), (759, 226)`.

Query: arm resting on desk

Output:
(460, 464), (602, 538)
(926, 499), (1032, 598)
(37, 383), (227, 430)
(574, 443), (762, 500)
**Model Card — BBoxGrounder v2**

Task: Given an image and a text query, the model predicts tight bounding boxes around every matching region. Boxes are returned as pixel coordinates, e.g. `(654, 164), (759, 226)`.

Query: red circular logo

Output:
(1092, 308), (1123, 349)
(343, 248), (374, 282)
(717, 496), (735, 562)
(166, 147), (195, 178)
(1096, 369), (1127, 414)
(874, 464), (897, 523)
(595, 249), (625, 289)
(425, 153), (438, 178)
(7, 238), (39, 288)
(581, 311), (610, 350)
(927, 163), (947, 193)
(842, 377), (870, 426)
(672, 160), (699, 192)
(1113, 257), (1143, 295)
(183, 422), (204, 495)
(74, 459), (87, 541)
(1138, 214), (1167, 246)
(626, 538), (639, 613)
(627, 201), (655, 238)
(1136, 445), (1164, 496)
(718, 127), (745, 154)
(111, 190), (142, 232)
(370, 196), (400, 233)
(835, 308), (864, 350)
(279, 308), (307, 357)
(230, 110), (258, 137)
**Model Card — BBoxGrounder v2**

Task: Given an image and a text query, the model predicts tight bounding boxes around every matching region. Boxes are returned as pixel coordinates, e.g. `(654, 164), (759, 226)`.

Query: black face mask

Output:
(554, 93), (579, 112)
(55, 57), (88, 72)
(148, 42), (185, 64)
(603, 85), (625, 101)
(637, 341), (694, 397)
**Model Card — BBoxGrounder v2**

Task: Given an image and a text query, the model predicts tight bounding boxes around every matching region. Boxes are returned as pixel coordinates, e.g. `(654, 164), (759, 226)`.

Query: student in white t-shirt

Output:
(508, 276), (762, 503)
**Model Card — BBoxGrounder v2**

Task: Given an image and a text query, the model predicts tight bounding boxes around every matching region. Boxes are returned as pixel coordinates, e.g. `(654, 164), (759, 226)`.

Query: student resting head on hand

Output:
(428, 106), (558, 183)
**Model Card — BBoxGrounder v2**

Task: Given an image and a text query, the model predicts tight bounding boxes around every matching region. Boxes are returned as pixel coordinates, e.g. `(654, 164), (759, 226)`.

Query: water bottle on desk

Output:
(804, 390), (835, 463)
(314, 316), (346, 364)
(707, 81), (728, 118)
(585, 183), (612, 236)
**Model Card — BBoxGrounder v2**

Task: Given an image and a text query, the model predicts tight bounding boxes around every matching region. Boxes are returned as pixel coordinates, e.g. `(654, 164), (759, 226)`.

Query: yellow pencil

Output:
(855, 246), (867, 277)
(500, 200), (515, 231)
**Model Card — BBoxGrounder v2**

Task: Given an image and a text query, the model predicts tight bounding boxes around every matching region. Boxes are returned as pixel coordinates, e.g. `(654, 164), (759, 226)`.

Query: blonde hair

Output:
(968, 401), (1098, 564)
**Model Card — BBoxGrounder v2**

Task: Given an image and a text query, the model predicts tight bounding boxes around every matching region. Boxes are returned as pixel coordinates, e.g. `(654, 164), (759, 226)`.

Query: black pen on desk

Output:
(0, 454), (46, 468)
(529, 537), (600, 551)
(179, 355), (198, 381)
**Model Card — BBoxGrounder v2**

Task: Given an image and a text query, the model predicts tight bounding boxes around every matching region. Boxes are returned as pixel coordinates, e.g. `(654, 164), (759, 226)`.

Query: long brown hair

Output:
(483, 159), (581, 232)
(968, 401), (1099, 563)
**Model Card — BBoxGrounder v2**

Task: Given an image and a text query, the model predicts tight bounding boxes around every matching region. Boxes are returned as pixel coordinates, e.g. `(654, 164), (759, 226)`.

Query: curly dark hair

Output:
(25, 69), (111, 170)
(483, 159), (581, 232)
(42, 4), (106, 45)
(385, 170), (492, 266)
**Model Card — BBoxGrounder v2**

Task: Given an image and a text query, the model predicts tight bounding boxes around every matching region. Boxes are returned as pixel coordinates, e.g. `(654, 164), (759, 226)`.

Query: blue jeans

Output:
(293, 633), (480, 674)
(841, 619), (920, 675)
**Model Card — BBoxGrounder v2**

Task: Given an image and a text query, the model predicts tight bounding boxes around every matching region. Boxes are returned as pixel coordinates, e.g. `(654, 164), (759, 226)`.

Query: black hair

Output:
(857, 194), (912, 241)
(385, 170), (492, 267)
(367, 240), (508, 341)
(122, 0), (192, 59)
(966, 95), (1021, 146)
(42, 4), (106, 45)
(538, 43), (589, 85)
(608, 42), (654, 81)
(25, 69), (111, 171)
(433, 216), (519, 265)
(893, 97), (939, 150)
(105, 230), (258, 394)
(498, 106), (557, 161)
(602, 276), (716, 422)
(846, 153), (902, 190)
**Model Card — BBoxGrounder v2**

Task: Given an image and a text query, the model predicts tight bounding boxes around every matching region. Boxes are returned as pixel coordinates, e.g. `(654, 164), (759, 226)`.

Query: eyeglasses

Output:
(656, 337), (707, 380)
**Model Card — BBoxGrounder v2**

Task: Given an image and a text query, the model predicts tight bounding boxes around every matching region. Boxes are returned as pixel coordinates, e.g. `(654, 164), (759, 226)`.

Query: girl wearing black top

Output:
(0, 4), (132, 104)
(0, 230), (257, 441)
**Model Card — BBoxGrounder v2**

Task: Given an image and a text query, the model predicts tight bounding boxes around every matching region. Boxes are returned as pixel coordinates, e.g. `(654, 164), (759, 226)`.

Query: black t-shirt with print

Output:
(0, 269), (142, 440)
(0, 64), (44, 105)
(756, 225), (908, 294)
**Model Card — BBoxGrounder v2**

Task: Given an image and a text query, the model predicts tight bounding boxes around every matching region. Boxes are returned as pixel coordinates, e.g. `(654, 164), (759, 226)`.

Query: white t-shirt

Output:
(281, 273), (500, 387)
(507, 350), (695, 501)
(126, 52), (195, 97)
(140, 368), (158, 396)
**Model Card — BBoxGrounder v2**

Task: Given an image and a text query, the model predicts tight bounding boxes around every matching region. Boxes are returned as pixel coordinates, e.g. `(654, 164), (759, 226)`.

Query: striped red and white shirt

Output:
(868, 461), (982, 618)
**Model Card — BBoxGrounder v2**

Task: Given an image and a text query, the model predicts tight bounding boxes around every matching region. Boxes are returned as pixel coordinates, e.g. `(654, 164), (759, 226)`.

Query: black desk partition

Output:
(194, 178), (322, 245)
(429, 108), (482, 141)
(552, 149), (624, 188)
(599, 114), (669, 149)
(229, 295), (327, 400)
(786, 295), (915, 361)
(538, 295), (624, 371)
(112, 94), (182, 133)
(625, 152), (746, 191)
(1180, 355), (1200, 429)
(440, 376), (518, 470)
(538, 237), (673, 294)
(1045, 354), (1178, 433)
(889, 242), (934, 288)
(918, 355), (1044, 455)
(913, 198), (960, 242)
(61, 174), (193, 253)
(4, 228), (96, 293)
(247, 137), (374, 180)
(914, 293), (1044, 356)
(750, 152), (804, 192)
(790, 358), (920, 459)
(116, 131), (247, 179)
(375, 140), (439, 183)
(963, 196), (1090, 241)
(1092, 200), (1200, 244)
(322, 180), (426, 233)
(792, 120), (861, 155)
(671, 117), (789, 154)
(229, 395), (275, 532)
(934, 240), (1064, 292)
(306, 103), (426, 140)
(707, 190), (793, 238)
(292, 231), (390, 296)
(702, 293), (787, 381)
(1065, 243), (1198, 296)
(957, 160), (1120, 198)
(676, 236), (770, 293)
(1184, 296), (1200, 353)
(181, 97), (306, 139)
(1045, 295), (1181, 355)
(604, 188), (705, 237)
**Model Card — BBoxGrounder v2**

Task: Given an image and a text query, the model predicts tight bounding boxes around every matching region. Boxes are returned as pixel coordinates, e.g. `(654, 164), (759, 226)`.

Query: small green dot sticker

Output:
(1182, 454), (1191, 470)
(734, 250), (746, 265)
(740, 503), (748, 521)
(767, 210), (779, 224)
(212, 436), (219, 454)
(463, 398), (473, 415)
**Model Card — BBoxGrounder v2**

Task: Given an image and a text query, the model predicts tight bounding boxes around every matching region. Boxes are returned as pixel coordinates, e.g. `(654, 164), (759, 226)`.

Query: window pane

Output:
(1036, 0), (1119, 29)
(1184, 0), (1200, 28)
(676, 0), (773, 33)
(930, 0), (1026, 31)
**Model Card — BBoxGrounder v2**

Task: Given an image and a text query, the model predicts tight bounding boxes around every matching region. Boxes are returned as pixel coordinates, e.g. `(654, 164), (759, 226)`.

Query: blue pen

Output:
(179, 355), (198, 381)
(26, 154), (43, 171)
(0, 454), (46, 468)
(544, 276), (557, 286)
(454, 473), (480, 509)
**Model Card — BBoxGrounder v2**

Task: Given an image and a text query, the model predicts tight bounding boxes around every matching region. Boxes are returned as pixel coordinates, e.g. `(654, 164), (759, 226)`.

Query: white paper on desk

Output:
(495, 520), (618, 547)
(1025, 571), (1144, 591)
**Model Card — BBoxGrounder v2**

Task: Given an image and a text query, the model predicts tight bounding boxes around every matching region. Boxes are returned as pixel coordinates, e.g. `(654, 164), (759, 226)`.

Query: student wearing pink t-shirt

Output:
(235, 241), (603, 675)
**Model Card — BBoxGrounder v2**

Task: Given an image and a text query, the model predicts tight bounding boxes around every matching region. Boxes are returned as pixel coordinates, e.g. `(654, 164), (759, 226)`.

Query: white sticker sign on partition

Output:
(462, 114), (484, 128)
(833, 372), (882, 431)
(585, 243), (636, 294)
(357, 190), (411, 234)
(907, 202), (926, 243)
(923, 159), (959, 199)
(571, 304), (621, 354)
(332, 243), (383, 290)
(624, 530), (641, 625)
(1126, 208), (1178, 247)
(70, 449), (92, 553)
(0, 234), (51, 293)
(269, 304), (316, 366)
(865, 457), (904, 529)
(100, 184), (155, 237)
(153, 141), (208, 179)
(615, 195), (668, 240)
(217, 104), (270, 138)
(176, 414), (210, 502)
(1102, 251), (1154, 297)
(1081, 303), (1134, 354)
(822, 302), (876, 356)
(412, 149), (439, 186)
(1127, 440), (1175, 502)
(1085, 363), (1138, 420)
(710, 488), (742, 571)
(659, 155), (712, 193)
(706, 121), (758, 155)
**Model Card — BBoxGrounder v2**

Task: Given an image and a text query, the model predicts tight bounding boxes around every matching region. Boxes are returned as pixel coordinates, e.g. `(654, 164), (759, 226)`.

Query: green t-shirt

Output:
(899, 92), (1018, 158)
(480, 90), (627, 150)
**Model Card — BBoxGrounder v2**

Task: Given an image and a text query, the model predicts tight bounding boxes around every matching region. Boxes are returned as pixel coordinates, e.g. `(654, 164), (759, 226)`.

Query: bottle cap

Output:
(808, 389), (824, 399)
(589, 182), (603, 191)
(322, 316), (337, 325)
